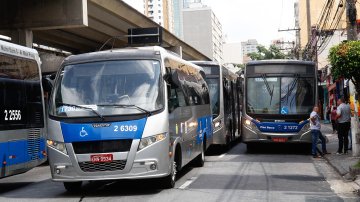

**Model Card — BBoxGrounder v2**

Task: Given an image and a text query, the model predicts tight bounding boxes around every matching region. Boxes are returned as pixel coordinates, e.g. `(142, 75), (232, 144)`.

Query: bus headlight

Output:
(300, 123), (310, 132)
(138, 133), (167, 151)
(214, 121), (221, 128)
(47, 140), (67, 155)
(244, 118), (260, 132)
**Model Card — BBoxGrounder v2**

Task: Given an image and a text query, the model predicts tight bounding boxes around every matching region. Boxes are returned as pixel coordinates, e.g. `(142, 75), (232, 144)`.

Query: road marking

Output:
(178, 177), (197, 190)
(219, 153), (226, 158)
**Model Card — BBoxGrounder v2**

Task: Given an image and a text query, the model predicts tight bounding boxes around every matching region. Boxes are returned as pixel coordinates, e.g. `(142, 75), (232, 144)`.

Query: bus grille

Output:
(35, 112), (41, 124)
(78, 160), (127, 172)
(72, 140), (132, 154)
(27, 128), (41, 160)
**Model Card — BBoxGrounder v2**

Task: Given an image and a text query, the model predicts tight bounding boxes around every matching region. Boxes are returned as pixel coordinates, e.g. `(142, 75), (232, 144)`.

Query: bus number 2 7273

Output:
(4, 110), (21, 121)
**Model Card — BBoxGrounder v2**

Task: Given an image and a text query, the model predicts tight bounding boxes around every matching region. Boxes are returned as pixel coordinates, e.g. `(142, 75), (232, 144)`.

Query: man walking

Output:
(310, 106), (330, 158)
(335, 98), (351, 155)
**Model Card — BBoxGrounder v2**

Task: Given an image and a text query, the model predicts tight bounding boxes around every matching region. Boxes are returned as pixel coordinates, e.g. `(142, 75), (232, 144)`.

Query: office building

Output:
(182, 2), (224, 63)
(241, 39), (261, 56)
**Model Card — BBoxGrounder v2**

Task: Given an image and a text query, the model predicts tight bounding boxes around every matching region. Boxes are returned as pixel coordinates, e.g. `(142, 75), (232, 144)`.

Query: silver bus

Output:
(191, 61), (241, 149)
(0, 40), (47, 178)
(47, 46), (213, 191)
(241, 60), (317, 150)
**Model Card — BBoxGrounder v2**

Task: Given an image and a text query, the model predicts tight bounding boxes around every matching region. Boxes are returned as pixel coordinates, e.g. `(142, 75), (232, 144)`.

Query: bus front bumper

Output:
(48, 138), (172, 182)
(242, 124), (312, 143)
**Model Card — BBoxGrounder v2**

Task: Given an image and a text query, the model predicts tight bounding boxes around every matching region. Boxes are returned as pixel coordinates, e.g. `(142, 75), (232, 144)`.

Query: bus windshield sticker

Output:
(60, 105), (98, 112)
(281, 107), (288, 114)
(255, 78), (277, 82)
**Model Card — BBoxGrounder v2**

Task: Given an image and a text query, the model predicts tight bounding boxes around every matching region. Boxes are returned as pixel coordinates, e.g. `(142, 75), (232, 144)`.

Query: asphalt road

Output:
(0, 140), (359, 202)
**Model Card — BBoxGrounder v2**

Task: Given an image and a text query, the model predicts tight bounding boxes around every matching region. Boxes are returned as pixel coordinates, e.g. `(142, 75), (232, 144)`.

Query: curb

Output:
(316, 146), (360, 195)
(316, 146), (348, 176)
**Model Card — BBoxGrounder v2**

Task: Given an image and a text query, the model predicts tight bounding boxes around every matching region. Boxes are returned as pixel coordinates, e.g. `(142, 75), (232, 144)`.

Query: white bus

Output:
(0, 40), (47, 178)
(47, 46), (213, 191)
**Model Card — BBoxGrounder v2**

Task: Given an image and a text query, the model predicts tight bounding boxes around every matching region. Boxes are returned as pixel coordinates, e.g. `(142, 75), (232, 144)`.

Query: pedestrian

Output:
(335, 98), (351, 155)
(310, 106), (330, 158)
(331, 106), (337, 134)
(325, 103), (331, 124)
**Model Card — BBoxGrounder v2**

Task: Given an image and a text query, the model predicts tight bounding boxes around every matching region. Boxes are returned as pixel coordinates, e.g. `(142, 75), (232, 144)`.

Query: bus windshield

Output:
(207, 78), (219, 118)
(247, 77), (314, 114)
(50, 60), (163, 117)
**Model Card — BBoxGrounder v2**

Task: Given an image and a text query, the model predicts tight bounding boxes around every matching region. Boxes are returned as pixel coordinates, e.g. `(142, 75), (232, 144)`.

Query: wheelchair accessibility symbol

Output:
(80, 127), (88, 137)
(281, 107), (287, 114)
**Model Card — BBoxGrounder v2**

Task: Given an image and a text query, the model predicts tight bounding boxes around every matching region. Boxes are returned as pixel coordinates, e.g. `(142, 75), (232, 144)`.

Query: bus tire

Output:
(246, 143), (254, 151)
(162, 154), (177, 189)
(194, 136), (205, 167)
(63, 181), (82, 192)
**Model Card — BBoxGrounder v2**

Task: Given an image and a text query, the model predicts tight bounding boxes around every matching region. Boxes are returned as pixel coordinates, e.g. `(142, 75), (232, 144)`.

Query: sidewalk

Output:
(317, 121), (360, 193)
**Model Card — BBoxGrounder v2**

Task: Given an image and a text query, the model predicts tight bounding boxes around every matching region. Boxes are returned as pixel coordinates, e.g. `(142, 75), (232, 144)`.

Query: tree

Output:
(247, 45), (290, 60)
(233, 63), (245, 74)
(328, 41), (360, 94)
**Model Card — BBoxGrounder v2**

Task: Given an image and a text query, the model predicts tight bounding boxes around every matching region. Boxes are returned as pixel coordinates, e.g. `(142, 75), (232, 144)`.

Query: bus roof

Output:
(0, 40), (40, 63)
(246, 60), (315, 66)
(62, 46), (205, 72)
(189, 61), (220, 66)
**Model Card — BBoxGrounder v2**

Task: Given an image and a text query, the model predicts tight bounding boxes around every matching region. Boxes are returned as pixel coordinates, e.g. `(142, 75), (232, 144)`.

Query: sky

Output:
(123, 0), (299, 47)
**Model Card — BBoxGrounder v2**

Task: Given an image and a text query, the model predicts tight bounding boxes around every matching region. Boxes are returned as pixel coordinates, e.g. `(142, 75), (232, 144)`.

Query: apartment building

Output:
(144, 0), (174, 33)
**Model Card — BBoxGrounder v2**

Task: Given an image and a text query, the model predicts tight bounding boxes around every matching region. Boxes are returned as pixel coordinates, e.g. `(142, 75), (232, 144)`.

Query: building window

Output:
(150, 17), (154, 20)
(159, 22), (161, 25)
(158, 10), (161, 13)
(251, 46), (254, 48)
(159, 16), (161, 19)
(251, 49), (255, 51)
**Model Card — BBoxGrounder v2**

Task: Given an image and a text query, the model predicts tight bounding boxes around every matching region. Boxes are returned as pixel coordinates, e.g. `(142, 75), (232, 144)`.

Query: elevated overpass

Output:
(0, 0), (211, 72)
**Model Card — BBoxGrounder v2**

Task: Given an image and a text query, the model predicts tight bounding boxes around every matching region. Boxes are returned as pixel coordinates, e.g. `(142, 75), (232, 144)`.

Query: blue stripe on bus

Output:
(197, 115), (213, 144)
(0, 139), (46, 167)
(251, 120), (308, 133)
(60, 118), (147, 143)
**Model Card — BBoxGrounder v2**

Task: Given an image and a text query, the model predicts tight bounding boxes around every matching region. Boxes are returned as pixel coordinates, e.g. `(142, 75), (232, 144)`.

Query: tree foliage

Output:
(247, 45), (289, 60)
(233, 63), (245, 74)
(328, 41), (360, 94)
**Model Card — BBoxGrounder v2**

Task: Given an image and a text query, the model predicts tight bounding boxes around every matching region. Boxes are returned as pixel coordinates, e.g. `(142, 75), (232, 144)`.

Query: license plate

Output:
(91, 154), (113, 163)
(273, 138), (286, 143)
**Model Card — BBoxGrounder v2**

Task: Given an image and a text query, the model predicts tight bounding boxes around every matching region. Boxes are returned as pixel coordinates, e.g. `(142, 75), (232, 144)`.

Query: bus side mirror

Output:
(163, 67), (180, 88)
(42, 78), (53, 93)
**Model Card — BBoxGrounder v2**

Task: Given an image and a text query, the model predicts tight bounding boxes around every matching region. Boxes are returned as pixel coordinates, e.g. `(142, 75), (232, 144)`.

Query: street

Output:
(0, 141), (358, 202)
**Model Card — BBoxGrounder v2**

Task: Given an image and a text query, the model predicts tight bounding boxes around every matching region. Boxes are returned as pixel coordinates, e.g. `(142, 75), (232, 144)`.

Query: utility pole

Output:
(306, 0), (312, 42)
(347, 0), (357, 41)
(306, 0), (312, 61)
(346, 0), (359, 156)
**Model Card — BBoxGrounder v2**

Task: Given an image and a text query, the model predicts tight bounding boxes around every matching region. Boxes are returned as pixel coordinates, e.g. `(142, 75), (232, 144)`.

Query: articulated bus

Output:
(241, 60), (317, 150)
(47, 46), (213, 191)
(191, 61), (241, 149)
(0, 40), (47, 178)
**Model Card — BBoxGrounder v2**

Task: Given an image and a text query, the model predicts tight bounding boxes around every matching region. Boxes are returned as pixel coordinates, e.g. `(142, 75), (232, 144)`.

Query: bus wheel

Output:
(246, 143), (254, 151)
(194, 137), (205, 167)
(162, 158), (177, 189)
(63, 181), (82, 192)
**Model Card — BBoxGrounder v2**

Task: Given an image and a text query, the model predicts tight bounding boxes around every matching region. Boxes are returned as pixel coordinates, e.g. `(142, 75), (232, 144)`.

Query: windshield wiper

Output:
(261, 74), (274, 105)
(281, 74), (300, 103)
(97, 104), (152, 116)
(59, 102), (104, 120)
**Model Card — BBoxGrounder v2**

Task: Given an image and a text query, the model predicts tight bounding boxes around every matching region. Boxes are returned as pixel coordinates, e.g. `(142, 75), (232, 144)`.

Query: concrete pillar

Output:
(11, 29), (33, 48)
(39, 52), (66, 73)
(165, 46), (182, 58)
